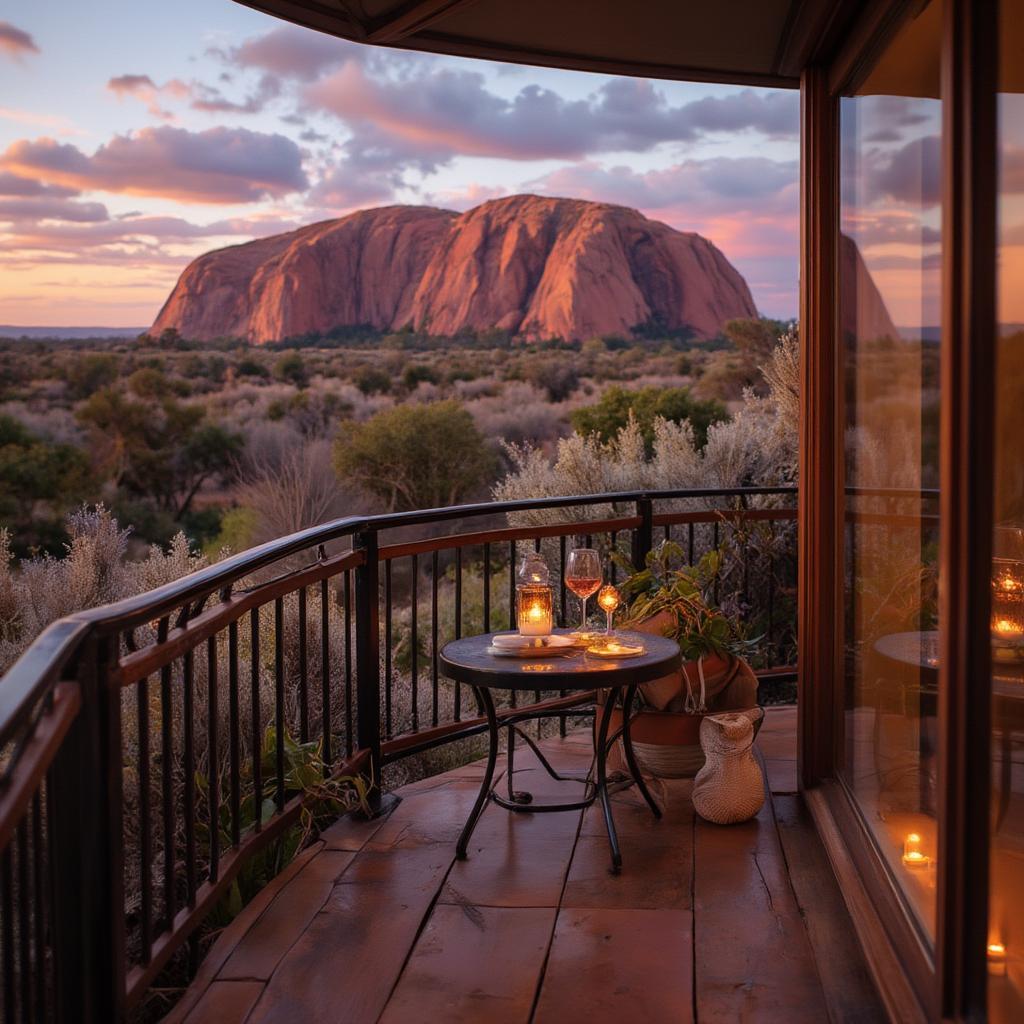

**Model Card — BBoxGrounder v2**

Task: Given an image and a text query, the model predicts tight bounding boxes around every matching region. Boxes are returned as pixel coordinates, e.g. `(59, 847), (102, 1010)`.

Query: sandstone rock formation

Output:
(151, 195), (758, 344)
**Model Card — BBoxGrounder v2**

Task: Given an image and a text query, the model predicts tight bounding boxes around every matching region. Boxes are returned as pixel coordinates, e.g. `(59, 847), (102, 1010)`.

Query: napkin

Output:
(491, 633), (544, 649)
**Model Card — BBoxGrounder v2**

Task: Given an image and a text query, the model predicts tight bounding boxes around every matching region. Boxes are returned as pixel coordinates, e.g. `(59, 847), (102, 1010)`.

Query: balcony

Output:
(0, 486), (866, 1023)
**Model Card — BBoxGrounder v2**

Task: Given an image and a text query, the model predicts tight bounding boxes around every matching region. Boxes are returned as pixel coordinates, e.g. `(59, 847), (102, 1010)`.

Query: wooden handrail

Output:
(0, 485), (798, 1023)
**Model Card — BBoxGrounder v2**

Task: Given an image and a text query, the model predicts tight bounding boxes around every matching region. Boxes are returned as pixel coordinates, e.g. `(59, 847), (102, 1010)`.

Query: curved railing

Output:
(0, 486), (796, 1022)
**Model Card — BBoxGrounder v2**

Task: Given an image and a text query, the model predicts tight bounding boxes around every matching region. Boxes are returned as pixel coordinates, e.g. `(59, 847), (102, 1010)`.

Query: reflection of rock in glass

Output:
(839, 234), (900, 344)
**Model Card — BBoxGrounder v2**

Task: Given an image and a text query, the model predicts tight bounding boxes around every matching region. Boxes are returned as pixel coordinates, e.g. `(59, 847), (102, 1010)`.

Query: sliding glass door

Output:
(838, 0), (943, 942)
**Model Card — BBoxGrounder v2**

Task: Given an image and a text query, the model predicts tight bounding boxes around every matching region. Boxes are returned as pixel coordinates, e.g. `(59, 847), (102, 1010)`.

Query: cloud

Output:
(0, 171), (78, 198)
(107, 74), (188, 119)
(190, 74), (281, 115)
(0, 21), (38, 60)
(528, 156), (798, 214)
(0, 106), (86, 137)
(872, 134), (941, 206)
(1, 126), (309, 203)
(0, 196), (109, 223)
(305, 65), (798, 163)
(224, 25), (355, 81)
(108, 71), (280, 118)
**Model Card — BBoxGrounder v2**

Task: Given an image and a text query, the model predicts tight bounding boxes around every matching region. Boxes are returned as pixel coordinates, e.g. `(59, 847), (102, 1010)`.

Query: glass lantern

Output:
(991, 526), (1024, 654)
(516, 551), (553, 636)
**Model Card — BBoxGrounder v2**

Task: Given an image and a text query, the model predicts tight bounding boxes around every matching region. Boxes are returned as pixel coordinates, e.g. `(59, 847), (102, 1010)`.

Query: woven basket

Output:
(607, 706), (765, 779)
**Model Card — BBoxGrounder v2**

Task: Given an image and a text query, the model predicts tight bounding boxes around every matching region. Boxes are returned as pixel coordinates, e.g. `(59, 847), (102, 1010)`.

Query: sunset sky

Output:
(0, 0), (808, 329)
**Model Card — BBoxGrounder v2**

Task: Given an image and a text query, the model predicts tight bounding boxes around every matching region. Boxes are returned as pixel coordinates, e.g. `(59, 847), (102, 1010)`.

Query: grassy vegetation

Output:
(0, 318), (791, 559)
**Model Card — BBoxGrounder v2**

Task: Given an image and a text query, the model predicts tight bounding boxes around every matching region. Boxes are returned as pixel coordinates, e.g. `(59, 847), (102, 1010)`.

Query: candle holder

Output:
(901, 832), (930, 870)
(516, 552), (553, 636)
(991, 557), (1024, 656)
(596, 584), (621, 636)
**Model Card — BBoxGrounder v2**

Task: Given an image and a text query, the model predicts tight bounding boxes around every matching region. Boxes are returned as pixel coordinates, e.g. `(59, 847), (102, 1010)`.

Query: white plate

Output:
(487, 635), (580, 658)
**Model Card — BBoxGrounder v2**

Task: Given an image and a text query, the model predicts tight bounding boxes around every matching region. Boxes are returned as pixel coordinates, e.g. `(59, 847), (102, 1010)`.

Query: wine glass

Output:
(565, 548), (602, 635)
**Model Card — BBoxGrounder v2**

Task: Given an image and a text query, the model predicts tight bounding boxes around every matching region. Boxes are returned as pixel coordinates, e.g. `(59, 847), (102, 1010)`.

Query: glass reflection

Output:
(839, 0), (942, 939)
(990, 1), (1024, 1015)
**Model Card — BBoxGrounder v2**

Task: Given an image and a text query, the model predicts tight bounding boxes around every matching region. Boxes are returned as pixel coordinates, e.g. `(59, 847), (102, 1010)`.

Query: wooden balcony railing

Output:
(0, 486), (797, 1022)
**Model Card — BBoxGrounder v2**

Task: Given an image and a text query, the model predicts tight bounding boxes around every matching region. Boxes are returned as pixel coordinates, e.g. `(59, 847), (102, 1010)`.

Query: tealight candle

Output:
(988, 942), (1007, 976)
(902, 833), (930, 869)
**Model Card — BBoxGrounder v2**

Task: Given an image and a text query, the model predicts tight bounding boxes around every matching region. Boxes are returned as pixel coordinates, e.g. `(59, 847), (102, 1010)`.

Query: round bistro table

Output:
(439, 630), (681, 872)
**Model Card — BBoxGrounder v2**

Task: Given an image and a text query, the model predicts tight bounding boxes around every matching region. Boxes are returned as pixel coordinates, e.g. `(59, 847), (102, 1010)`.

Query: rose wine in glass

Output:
(565, 548), (602, 635)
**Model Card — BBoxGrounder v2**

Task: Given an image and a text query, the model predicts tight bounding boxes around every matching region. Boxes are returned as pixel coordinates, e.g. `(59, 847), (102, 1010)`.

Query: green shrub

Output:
(334, 400), (496, 511)
(570, 385), (727, 451)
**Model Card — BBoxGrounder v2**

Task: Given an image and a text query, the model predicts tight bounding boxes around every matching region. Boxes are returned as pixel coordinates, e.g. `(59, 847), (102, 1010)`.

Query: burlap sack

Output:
(692, 707), (766, 824)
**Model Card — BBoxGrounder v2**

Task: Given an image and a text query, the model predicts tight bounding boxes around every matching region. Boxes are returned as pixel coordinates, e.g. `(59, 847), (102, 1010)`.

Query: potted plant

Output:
(607, 541), (762, 777)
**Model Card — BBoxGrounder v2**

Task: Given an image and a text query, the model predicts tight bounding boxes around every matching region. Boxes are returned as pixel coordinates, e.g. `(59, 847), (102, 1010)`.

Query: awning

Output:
(232, 0), (862, 88)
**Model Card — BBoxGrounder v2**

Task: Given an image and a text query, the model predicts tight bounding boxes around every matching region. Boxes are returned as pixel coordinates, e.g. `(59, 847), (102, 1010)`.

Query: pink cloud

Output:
(225, 25), (355, 80)
(305, 65), (798, 163)
(0, 196), (108, 223)
(0, 21), (38, 61)
(1, 127), (308, 204)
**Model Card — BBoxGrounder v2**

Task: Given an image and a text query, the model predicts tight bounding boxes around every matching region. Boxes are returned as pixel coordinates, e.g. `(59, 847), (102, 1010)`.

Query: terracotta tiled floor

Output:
(169, 707), (883, 1024)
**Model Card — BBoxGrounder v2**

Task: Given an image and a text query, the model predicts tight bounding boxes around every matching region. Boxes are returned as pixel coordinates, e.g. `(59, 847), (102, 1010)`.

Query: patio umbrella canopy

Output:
(232, 0), (862, 87)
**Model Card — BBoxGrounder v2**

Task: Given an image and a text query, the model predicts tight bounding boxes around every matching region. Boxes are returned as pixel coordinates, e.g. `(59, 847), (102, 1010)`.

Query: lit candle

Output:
(988, 942), (1007, 976)
(597, 584), (621, 635)
(516, 585), (553, 636)
(902, 833), (930, 869)
(994, 618), (1024, 640)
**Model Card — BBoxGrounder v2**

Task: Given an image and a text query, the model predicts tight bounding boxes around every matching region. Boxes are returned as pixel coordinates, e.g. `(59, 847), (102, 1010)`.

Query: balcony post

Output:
(353, 528), (397, 817)
(49, 632), (125, 1024)
(631, 497), (654, 571)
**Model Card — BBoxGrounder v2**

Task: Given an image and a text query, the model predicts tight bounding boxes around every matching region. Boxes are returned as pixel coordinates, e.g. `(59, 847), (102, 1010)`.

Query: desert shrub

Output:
(333, 400), (497, 512)
(521, 358), (580, 401)
(237, 358), (270, 379)
(353, 366), (392, 395)
(237, 438), (349, 548)
(273, 352), (308, 388)
(570, 384), (727, 451)
(65, 352), (119, 399)
(401, 363), (440, 390)
(465, 382), (570, 450)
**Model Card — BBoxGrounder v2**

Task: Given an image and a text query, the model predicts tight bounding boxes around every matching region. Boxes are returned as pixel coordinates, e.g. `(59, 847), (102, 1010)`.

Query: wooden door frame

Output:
(936, 0), (997, 1019)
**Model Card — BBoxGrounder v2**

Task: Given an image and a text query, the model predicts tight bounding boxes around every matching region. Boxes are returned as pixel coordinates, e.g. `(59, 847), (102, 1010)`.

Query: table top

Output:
(874, 629), (1024, 700)
(439, 630), (681, 691)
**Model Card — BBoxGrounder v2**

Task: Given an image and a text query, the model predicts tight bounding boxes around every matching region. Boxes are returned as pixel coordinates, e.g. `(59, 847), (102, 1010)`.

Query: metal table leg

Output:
(457, 684), (651, 871)
(456, 686), (499, 859)
(620, 683), (662, 819)
(595, 687), (622, 873)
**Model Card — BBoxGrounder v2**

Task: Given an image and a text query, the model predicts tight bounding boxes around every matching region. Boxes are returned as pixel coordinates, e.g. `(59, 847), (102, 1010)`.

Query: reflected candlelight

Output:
(988, 942), (1007, 977)
(902, 833), (930, 869)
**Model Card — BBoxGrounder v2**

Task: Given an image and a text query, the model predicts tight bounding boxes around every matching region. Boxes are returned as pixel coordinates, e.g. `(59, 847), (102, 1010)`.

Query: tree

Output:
(570, 386), (727, 452)
(77, 388), (242, 520)
(0, 415), (92, 553)
(333, 400), (496, 512)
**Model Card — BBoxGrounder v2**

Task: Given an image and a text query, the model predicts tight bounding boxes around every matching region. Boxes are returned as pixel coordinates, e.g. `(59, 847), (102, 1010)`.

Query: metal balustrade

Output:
(0, 486), (797, 1022)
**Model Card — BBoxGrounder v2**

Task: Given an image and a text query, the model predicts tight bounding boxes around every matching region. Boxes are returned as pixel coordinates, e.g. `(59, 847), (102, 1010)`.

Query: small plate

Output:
(586, 642), (645, 659)
(487, 634), (580, 658)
